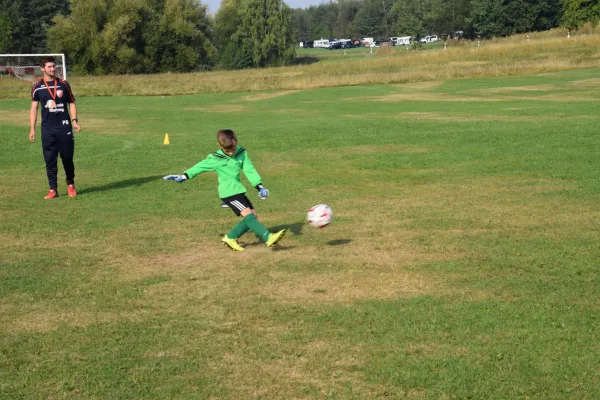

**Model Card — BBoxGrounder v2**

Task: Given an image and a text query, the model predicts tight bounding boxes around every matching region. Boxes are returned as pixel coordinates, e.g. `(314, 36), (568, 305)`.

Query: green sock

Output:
(243, 214), (271, 242)
(227, 219), (249, 239)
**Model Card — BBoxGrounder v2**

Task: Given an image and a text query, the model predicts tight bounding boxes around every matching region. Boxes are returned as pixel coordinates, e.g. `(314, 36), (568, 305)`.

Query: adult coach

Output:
(29, 56), (81, 199)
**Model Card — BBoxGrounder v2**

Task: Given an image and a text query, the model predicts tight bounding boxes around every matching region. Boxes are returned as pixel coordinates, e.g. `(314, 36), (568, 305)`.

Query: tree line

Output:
(0, 0), (294, 73)
(292, 0), (599, 43)
(0, 0), (598, 75)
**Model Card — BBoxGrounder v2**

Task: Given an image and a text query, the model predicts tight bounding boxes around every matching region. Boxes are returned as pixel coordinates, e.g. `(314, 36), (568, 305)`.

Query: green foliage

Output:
(48, 0), (214, 74)
(214, 0), (244, 69)
(5, 0), (599, 72)
(435, 0), (472, 36)
(229, 0), (296, 69)
(0, 8), (11, 52)
(288, 0), (591, 43)
(391, 0), (440, 40)
(561, 0), (600, 29)
(1, 0), (69, 53)
(470, 0), (562, 38)
(47, 0), (107, 74)
(292, 8), (311, 42)
(307, 3), (339, 39)
(143, 0), (216, 72)
(353, 0), (393, 38)
(469, 0), (505, 38)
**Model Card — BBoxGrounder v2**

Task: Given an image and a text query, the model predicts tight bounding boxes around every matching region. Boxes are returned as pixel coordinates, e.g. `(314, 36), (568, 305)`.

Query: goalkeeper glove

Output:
(258, 188), (269, 200)
(163, 174), (188, 183)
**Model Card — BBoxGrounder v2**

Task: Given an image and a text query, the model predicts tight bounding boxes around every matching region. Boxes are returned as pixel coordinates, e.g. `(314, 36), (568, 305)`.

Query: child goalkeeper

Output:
(163, 129), (286, 252)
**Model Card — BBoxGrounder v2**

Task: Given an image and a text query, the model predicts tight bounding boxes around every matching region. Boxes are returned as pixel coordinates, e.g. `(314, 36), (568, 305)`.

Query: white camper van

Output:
(361, 37), (375, 47)
(314, 39), (330, 48)
(391, 36), (411, 46)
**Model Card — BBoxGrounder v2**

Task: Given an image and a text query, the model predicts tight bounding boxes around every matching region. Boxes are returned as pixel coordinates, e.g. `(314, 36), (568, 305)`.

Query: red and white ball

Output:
(307, 204), (333, 228)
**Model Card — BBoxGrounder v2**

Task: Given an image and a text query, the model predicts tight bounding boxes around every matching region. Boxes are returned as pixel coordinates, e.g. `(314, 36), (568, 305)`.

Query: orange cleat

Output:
(67, 184), (77, 197)
(44, 189), (58, 200)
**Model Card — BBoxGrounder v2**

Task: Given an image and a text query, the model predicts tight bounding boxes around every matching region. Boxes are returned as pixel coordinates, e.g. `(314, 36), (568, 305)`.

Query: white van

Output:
(314, 39), (330, 49)
(361, 37), (375, 47)
(391, 36), (411, 46)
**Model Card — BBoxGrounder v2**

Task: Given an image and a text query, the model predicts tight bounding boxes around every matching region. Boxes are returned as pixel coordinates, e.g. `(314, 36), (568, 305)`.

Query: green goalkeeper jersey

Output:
(185, 146), (262, 198)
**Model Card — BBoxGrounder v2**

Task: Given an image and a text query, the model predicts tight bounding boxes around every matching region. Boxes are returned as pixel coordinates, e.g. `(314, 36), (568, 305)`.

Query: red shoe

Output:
(67, 184), (77, 197)
(44, 189), (58, 200)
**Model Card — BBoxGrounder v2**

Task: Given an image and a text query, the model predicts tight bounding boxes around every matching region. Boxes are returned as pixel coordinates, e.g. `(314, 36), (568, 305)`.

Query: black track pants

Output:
(42, 130), (75, 189)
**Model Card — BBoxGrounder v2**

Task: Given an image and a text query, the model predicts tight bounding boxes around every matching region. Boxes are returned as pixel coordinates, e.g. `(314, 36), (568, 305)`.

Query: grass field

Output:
(1, 68), (600, 398)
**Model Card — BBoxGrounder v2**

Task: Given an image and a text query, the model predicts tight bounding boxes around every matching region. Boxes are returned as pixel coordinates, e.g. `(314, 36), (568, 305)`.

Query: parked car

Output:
(328, 40), (343, 50)
(420, 35), (439, 43)
(351, 38), (362, 47)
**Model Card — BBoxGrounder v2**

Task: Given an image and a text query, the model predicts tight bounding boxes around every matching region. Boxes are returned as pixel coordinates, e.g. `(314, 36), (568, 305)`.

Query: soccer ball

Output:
(307, 204), (333, 228)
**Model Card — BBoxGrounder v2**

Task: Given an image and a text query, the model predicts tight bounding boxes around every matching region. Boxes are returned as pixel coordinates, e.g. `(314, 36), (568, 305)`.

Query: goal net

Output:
(0, 54), (67, 82)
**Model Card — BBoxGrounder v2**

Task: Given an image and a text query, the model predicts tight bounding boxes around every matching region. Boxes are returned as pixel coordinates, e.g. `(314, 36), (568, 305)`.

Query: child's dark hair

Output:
(217, 129), (237, 151)
(40, 56), (56, 68)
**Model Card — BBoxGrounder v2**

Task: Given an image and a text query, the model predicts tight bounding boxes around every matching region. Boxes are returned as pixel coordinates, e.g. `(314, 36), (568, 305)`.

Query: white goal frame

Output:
(0, 53), (67, 81)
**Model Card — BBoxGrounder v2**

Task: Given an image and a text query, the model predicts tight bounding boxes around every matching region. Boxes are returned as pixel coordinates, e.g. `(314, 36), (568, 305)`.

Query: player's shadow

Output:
(327, 239), (352, 246)
(268, 222), (304, 237)
(78, 175), (163, 195)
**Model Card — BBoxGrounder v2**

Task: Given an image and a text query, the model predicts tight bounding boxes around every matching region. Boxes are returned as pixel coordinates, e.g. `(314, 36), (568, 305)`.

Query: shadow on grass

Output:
(327, 239), (352, 246)
(271, 245), (296, 251)
(241, 242), (296, 251)
(291, 56), (320, 66)
(78, 175), (163, 195)
(269, 221), (305, 236)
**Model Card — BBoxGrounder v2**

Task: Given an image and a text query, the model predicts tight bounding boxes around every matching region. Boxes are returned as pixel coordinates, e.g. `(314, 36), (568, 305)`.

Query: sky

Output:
(205, 0), (324, 14)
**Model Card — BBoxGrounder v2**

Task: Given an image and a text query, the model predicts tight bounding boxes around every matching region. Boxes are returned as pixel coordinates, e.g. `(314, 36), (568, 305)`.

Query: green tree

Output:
(469, 0), (505, 37)
(48, 0), (215, 74)
(214, 0), (245, 68)
(434, 0), (472, 36)
(48, 0), (107, 74)
(352, 0), (392, 38)
(233, 0), (295, 68)
(144, 0), (215, 72)
(307, 3), (338, 39)
(561, 0), (600, 28)
(391, 0), (440, 41)
(2, 0), (69, 53)
(338, 0), (362, 37)
(470, 0), (562, 38)
(101, 0), (149, 74)
(291, 8), (311, 42)
(0, 8), (11, 52)
(531, 0), (561, 30)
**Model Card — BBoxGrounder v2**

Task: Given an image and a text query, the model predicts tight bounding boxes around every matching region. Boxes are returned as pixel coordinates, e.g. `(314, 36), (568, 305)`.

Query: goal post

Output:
(0, 53), (67, 82)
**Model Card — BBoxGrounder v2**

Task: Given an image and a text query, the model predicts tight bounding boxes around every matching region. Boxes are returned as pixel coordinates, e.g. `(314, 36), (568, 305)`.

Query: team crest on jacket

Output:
(57, 90), (63, 98)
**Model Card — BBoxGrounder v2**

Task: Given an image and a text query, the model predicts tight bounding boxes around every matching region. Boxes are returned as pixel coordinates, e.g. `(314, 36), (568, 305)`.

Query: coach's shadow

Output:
(78, 175), (163, 195)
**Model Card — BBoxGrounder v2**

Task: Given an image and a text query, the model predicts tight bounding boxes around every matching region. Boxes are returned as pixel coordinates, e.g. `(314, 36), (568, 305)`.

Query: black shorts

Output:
(221, 193), (254, 216)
